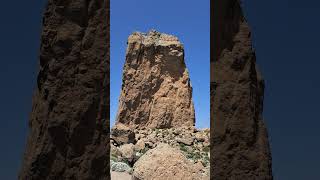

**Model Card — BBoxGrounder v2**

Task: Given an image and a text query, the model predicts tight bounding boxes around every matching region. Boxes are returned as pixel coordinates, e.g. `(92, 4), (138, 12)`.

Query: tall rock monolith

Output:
(211, 0), (273, 179)
(115, 30), (195, 129)
(19, 0), (110, 179)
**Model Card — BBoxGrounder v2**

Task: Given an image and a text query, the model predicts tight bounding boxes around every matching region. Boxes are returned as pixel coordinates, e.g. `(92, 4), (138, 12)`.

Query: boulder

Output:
(111, 123), (135, 145)
(111, 144), (122, 157)
(134, 139), (145, 152)
(195, 132), (206, 142)
(193, 162), (205, 173)
(119, 143), (135, 160)
(176, 137), (194, 146)
(111, 162), (132, 173)
(111, 172), (132, 180)
(132, 143), (208, 180)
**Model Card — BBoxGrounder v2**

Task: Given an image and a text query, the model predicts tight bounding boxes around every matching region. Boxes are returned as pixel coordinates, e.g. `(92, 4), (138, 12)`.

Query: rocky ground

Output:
(111, 172), (132, 180)
(110, 125), (210, 180)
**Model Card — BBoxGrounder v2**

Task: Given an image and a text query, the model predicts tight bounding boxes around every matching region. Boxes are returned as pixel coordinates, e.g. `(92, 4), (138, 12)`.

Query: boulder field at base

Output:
(110, 125), (210, 180)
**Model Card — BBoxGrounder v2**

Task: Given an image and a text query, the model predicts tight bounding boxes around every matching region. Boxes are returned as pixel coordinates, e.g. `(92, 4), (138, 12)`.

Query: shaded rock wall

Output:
(115, 31), (195, 129)
(211, 0), (273, 179)
(19, 0), (110, 179)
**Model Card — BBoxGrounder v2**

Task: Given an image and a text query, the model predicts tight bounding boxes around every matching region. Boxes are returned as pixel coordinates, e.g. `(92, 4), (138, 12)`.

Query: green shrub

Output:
(192, 152), (201, 160)
(179, 144), (188, 152)
(111, 154), (118, 162)
(203, 146), (210, 153)
(202, 155), (210, 166)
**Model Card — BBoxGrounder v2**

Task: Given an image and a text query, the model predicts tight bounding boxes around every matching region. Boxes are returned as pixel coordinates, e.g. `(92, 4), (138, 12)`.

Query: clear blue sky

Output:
(110, 0), (210, 129)
(0, 0), (47, 179)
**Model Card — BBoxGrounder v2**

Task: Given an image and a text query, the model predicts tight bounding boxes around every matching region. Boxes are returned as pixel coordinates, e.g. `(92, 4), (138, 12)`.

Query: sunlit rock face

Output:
(115, 30), (195, 129)
(211, 0), (273, 179)
(19, 0), (110, 179)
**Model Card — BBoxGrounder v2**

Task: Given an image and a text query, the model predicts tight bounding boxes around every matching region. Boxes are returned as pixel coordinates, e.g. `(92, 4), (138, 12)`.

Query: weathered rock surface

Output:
(111, 123), (136, 145)
(19, 0), (110, 179)
(111, 161), (132, 173)
(132, 143), (209, 180)
(111, 171), (132, 180)
(134, 139), (145, 152)
(110, 128), (210, 179)
(115, 30), (195, 129)
(211, 0), (273, 179)
(111, 144), (122, 157)
(119, 143), (135, 161)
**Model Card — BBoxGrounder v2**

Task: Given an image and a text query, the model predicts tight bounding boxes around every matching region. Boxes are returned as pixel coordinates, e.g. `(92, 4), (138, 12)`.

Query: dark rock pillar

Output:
(19, 0), (110, 179)
(211, 0), (273, 179)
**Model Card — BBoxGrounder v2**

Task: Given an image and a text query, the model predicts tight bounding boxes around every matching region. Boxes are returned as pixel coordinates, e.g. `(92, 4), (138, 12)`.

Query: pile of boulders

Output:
(110, 124), (210, 179)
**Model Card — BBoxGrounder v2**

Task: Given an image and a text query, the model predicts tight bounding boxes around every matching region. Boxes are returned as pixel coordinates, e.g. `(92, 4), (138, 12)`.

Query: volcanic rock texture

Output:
(132, 143), (209, 180)
(19, 0), (110, 179)
(211, 0), (273, 179)
(115, 31), (195, 129)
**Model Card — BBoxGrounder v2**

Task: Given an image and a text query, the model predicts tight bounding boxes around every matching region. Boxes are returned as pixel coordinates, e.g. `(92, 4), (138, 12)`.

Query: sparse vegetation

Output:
(203, 154), (210, 166)
(111, 154), (118, 162)
(179, 143), (188, 152)
(140, 146), (150, 155)
(155, 128), (160, 135)
(203, 146), (210, 153)
(111, 127), (211, 177)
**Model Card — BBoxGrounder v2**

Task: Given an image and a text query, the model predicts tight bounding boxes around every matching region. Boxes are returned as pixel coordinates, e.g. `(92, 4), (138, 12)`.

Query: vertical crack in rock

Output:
(115, 30), (195, 129)
(19, 0), (110, 179)
(211, 0), (273, 179)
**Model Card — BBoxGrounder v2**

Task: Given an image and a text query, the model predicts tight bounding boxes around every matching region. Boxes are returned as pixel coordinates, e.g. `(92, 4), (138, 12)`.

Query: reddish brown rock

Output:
(211, 0), (273, 179)
(19, 0), (110, 179)
(111, 123), (136, 145)
(132, 143), (209, 180)
(115, 30), (195, 129)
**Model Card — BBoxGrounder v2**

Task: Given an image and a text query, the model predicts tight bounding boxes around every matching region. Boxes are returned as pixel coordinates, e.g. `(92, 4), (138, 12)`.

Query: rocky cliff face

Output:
(211, 0), (273, 179)
(19, 0), (110, 179)
(115, 30), (195, 129)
